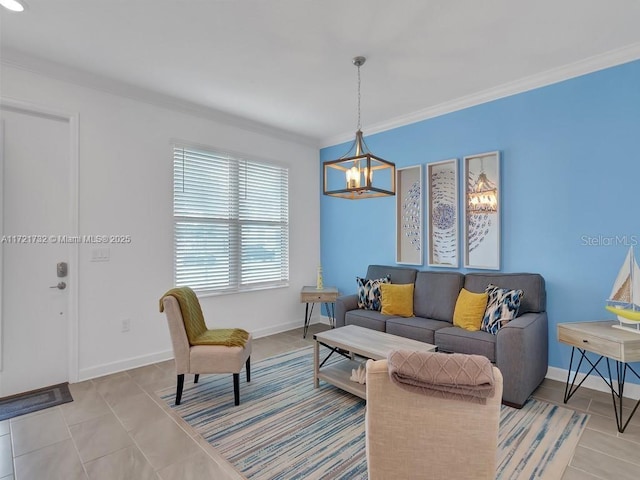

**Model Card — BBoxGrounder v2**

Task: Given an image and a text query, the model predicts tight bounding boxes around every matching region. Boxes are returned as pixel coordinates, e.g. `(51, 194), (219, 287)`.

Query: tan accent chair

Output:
(161, 295), (252, 406)
(365, 359), (503, 480)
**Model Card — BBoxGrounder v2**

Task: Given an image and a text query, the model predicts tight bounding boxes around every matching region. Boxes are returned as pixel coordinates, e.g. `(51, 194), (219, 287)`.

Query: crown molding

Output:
(5, 41), (640, 152)
(0, 48), (320, 149)
(321, 42), (640, 148)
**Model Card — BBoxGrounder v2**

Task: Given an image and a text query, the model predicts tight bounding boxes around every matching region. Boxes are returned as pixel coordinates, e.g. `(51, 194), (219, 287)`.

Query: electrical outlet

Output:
(121, 318), (131, 333)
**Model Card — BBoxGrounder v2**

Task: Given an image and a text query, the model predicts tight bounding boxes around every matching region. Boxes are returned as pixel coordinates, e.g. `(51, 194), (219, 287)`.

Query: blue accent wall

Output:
(320, 59), (640, 383)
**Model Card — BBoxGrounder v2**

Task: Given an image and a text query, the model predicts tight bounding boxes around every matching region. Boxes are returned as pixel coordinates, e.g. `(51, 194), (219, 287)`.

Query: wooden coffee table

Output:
(313, 324), (437, 399)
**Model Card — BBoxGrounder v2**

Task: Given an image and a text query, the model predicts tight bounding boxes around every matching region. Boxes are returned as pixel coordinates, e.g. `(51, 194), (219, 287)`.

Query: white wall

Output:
(1, 64), (320, 381)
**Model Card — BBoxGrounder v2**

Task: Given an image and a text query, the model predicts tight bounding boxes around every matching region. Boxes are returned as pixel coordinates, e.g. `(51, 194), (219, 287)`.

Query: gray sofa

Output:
(335, 265), (548, 408)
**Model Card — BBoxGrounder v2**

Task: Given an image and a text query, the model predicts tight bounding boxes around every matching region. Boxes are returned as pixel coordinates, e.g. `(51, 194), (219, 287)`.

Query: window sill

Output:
(195, 283), (290, 298)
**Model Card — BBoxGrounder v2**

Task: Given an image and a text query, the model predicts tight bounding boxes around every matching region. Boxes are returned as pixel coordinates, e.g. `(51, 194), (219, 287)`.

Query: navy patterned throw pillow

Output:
(480, 284), (524, 335)
(357, 275), (391, 311)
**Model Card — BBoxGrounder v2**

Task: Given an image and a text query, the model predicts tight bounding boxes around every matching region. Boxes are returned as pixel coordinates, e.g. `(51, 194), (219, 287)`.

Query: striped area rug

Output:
(159, 347), (588, 480)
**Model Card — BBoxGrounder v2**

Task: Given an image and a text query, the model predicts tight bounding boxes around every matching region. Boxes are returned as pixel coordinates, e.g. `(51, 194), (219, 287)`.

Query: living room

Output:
(1, 1), (640, 479)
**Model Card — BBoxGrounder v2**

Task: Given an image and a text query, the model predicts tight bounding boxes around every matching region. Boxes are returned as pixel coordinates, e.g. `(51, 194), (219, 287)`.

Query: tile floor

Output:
(1, 322), (640, 479)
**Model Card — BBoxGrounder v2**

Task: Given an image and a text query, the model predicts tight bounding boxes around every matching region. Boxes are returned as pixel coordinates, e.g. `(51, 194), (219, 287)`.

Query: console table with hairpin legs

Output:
(558, 320), (640, 433)
(300, 286), (339, 338)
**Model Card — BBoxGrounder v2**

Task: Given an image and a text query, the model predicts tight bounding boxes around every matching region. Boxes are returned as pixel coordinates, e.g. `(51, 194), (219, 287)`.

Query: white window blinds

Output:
(173, 146), (289, 293)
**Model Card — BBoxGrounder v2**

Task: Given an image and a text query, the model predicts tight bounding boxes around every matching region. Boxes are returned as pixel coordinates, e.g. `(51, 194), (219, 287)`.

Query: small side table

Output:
(300, 286), (339, 338)
(557, 320), (640, 433)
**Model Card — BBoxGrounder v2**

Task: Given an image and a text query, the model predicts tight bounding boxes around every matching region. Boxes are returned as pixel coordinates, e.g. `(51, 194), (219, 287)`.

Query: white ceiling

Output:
(2, 0), (640, 146)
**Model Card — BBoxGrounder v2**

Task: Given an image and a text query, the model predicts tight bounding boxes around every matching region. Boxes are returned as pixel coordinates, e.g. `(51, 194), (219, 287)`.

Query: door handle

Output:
(49, 282), (67, 290)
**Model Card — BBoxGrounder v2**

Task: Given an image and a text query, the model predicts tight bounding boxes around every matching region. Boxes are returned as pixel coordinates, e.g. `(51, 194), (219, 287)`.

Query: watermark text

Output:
(1, 234), (132, 245)
(580, 234), (638, 247)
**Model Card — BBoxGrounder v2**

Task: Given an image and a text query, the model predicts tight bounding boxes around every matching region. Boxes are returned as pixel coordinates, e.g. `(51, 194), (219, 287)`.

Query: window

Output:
(173, 145), (289, 293)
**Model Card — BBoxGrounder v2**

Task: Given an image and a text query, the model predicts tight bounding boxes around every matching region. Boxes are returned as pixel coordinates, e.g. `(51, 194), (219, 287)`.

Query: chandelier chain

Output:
(356, 63), (361, 131)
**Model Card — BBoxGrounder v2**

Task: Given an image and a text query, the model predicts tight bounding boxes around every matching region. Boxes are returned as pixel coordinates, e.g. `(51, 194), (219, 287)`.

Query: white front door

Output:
(0, 103), (77, 397)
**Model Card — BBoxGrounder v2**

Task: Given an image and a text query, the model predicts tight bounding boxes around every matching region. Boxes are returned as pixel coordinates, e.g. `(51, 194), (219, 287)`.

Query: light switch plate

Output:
(91, 248), (110, 262)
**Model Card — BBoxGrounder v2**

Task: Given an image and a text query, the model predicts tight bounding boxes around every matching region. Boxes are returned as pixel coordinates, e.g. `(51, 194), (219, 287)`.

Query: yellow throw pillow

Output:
(380, 283), (414, 317)
(453, 288), (489, 331)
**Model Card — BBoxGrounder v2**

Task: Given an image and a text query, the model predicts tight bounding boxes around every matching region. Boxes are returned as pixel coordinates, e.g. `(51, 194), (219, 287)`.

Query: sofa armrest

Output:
(496, 312), (548, 407)
(335, 294), (359, 328)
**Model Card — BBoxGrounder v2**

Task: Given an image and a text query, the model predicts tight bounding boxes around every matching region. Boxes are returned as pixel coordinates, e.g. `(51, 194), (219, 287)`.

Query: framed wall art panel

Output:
(463, 151), (500, 270)
(427, 159), (459, 267)
(396, 165), (423, 265)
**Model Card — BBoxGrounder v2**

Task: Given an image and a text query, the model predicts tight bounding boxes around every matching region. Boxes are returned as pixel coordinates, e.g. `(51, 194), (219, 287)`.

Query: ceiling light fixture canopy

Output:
(0, 0), (26, 12)
(323, 56), (395, 199)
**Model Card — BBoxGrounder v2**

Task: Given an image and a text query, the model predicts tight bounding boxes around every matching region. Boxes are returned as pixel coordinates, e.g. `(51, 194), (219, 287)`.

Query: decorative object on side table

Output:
(316, 265), (323, 289)
(427, 158), (459, 267)
(396, 164), (423, 265)
(606, 246), (640, 333)
(463, 151), (500, 270)
(300, 285), (339, 338)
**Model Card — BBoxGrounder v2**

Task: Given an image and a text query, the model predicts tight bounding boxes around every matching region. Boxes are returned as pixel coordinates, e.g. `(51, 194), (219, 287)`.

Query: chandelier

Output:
(323, 57), (395, 199)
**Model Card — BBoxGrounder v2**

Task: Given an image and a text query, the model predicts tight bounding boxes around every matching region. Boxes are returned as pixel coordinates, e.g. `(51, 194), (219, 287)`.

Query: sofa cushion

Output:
(464, 273), (545, 314)
(386, 317), (450, 344)
(435, 327), (497, 363)
(345, 309), (389, 332)
(413, 271), (465, 322)
(366, 265), (418, 285)
(480, 284), (523, 334)
(380, 283), (414, 317)
(357, 275), (390, 311)
(453, 289), (488, 332)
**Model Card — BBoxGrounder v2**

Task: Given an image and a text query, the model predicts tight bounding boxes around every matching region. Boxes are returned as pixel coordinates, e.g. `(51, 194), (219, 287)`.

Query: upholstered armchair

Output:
(160, 287), (252, 406)
(366, 357), (503, 480)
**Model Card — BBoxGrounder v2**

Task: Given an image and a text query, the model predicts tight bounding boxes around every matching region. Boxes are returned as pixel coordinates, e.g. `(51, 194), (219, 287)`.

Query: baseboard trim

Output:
(79, 350), (174, 382)
(546, 366), (640, 401)
(251, 319), (306, 338)
(252, 317), (331, 338)
(77, 319), (334, 382)
(78, 326), (640, 401)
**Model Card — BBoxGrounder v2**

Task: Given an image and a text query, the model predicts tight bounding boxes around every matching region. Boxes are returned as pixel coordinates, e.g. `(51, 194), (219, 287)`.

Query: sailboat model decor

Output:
(606, 246), (640, 334)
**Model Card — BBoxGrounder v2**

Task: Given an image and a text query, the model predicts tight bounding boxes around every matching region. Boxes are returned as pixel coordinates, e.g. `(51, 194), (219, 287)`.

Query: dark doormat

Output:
(0, 383), (73, 421)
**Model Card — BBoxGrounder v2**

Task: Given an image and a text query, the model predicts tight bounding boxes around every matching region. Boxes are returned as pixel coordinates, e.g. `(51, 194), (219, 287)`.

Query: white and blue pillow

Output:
(480, 284), (524, 335)
(357, 275), (391, 311)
